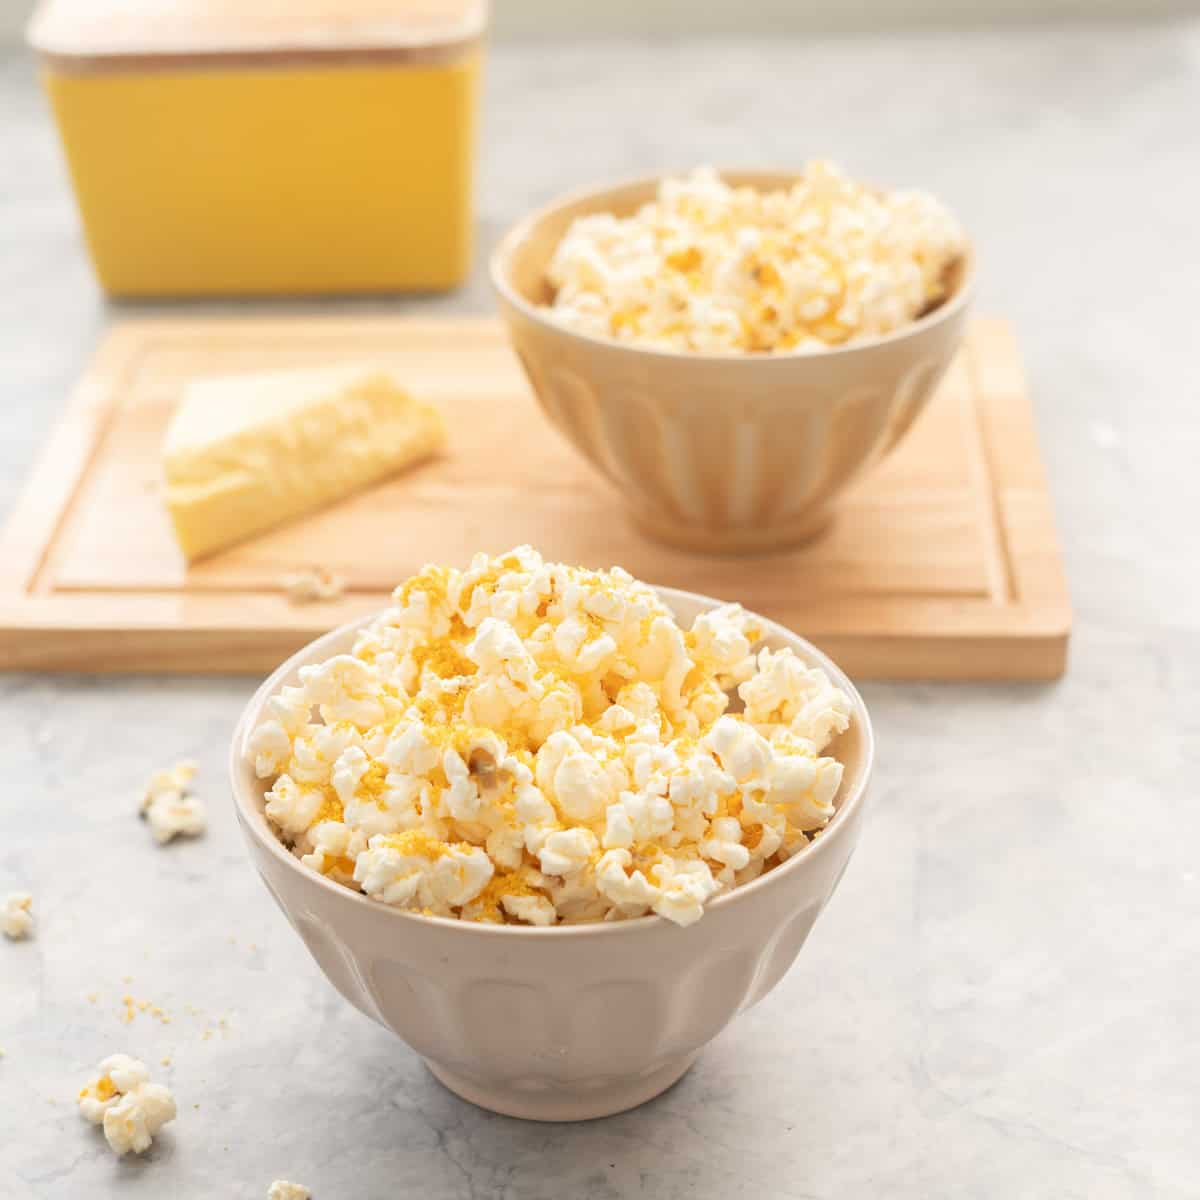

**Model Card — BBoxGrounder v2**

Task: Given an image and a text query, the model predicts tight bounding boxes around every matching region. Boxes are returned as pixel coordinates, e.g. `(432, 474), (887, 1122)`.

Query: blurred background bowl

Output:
(492, 170), (974, 554)
(231, 586), (874, 1121)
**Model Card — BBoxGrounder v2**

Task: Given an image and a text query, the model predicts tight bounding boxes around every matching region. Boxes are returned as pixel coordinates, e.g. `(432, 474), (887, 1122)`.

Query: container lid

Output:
(29, 0), (487, 69)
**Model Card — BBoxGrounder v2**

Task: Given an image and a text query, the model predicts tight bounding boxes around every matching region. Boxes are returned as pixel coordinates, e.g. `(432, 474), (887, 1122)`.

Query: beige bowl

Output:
(230, 587), (875, 1121)
(491, 171), (974, 553)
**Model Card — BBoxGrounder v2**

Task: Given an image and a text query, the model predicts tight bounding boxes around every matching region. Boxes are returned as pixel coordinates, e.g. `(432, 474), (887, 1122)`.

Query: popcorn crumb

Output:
(545, 163), (965, 353)
(140, 760), (206, 844)
(118, 994), (171, 1026)
(268, 1182), (311, 1200)
(78, 1054), (176, 1157)
(282, 566), (346, 605)
(2, 892), (34, 940)
(250, 546), (851, 927)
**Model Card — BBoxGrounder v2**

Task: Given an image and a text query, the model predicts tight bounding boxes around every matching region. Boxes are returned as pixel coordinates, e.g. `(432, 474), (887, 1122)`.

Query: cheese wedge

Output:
(162, 365), (445, 561)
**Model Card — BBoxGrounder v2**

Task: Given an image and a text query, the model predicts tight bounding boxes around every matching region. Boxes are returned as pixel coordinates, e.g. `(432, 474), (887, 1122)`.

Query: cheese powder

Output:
(249, 547), (851, 927)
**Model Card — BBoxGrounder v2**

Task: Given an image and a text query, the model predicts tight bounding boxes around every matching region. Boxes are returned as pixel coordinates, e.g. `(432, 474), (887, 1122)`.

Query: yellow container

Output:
(27, 0), (486, 296)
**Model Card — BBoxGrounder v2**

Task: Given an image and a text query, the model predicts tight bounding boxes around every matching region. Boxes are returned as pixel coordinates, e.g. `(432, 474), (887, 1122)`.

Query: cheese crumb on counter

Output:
(117, 992), (171, 1026)
(140, 760), (206, 844)
(162, 365), (446, 561)
(281, 567), (346, 605)
(78, 1054), (176, 1157)
(268, 1182), (311, 1200)
(545, 162), (965, 353)
(2, 892), (34, 940)
(249, 545), (851, 928)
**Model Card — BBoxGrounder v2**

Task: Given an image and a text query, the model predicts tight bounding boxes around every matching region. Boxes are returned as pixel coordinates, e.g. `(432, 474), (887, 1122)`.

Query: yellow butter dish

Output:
(28, 0), (486, 296)
(162, 365), (446, 561)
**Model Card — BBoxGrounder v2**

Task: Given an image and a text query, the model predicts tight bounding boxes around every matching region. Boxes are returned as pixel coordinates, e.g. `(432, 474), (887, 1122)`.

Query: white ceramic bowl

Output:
(230, 587), (875, 1121)
(492, 170), (974, 553)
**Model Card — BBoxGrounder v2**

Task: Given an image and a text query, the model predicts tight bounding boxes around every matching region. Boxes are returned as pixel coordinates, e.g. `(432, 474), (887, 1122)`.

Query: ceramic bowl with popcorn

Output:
(492, 163), (974, 553)
(231, 547), (874, 1121)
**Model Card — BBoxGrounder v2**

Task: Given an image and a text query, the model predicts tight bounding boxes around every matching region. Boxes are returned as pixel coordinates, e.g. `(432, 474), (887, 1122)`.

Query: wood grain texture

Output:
(0, 315), (1071, 678)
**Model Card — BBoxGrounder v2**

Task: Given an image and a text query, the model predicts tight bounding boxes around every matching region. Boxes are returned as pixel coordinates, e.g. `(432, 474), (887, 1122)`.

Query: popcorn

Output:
(689, 603), (760, 687)
(767, 750), (844, 832)
(704, 716), (772, 783)
(140, 759), (206, 844)
(2, 892), (33, 940)
(281, 565), (345, 605)
(251, 547), (850, 926)
(268, 1182), (311, 1200)
(264, 774), (328, 836)
(300, 821), (367, 885)
(300, 655), (387, 729)
(701, 816), (751, 872)
(545, 163), (965, 353)
(354, 832), (493, 913)
(248, 686), (311, 778)
(649, 857), (722, 927)
(739, 647), (852, 747)
(596, 849), (661, 914)
(537, 827), (599, 877)
(603, 790), (674, 849)
(78, 1054), (176, 1157)
(500, 892), (557, 926)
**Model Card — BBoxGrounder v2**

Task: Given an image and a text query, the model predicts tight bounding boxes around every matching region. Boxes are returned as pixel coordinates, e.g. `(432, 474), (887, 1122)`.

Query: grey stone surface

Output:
(2, 23), (1198, 1199)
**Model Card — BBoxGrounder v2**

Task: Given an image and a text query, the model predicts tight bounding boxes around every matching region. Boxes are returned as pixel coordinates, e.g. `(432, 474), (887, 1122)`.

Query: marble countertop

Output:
(2, 22), (1198, 1199)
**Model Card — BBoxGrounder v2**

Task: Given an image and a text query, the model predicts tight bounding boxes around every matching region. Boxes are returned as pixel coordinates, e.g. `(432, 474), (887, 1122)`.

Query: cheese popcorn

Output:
(2, 892), (34, 940)
(268, 1184), (311, 1200)
(78, 1054), (176, 1157)
(140, 759), (206, 844)
(545, 163), (965, 353)
(250, 547), (851, 927)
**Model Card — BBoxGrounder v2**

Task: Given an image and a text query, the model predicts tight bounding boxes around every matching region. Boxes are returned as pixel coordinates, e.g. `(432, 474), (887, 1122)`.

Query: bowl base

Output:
(424, 1051), (698, 1122)
(630, 506), (835, 555)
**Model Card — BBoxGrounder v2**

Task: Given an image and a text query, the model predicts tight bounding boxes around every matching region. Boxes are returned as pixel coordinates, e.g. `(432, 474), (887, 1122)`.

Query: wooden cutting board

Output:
(0, 315), (1069, 678)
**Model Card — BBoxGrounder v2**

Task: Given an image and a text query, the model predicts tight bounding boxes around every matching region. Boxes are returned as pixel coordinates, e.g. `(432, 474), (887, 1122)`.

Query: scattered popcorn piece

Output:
(2, 892), (33, 940)
(268, 1183), (311, 1200)
(281, 566), (346, 605)
(249, 547), (851, 927)
(545, 163), (966, 353)
(78, 1054), (176, 1157)
(140, 759), (206, 844)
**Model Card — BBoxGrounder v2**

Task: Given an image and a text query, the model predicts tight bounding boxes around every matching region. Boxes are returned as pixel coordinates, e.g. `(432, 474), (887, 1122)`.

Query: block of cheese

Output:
(162, 365), (445, 561)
